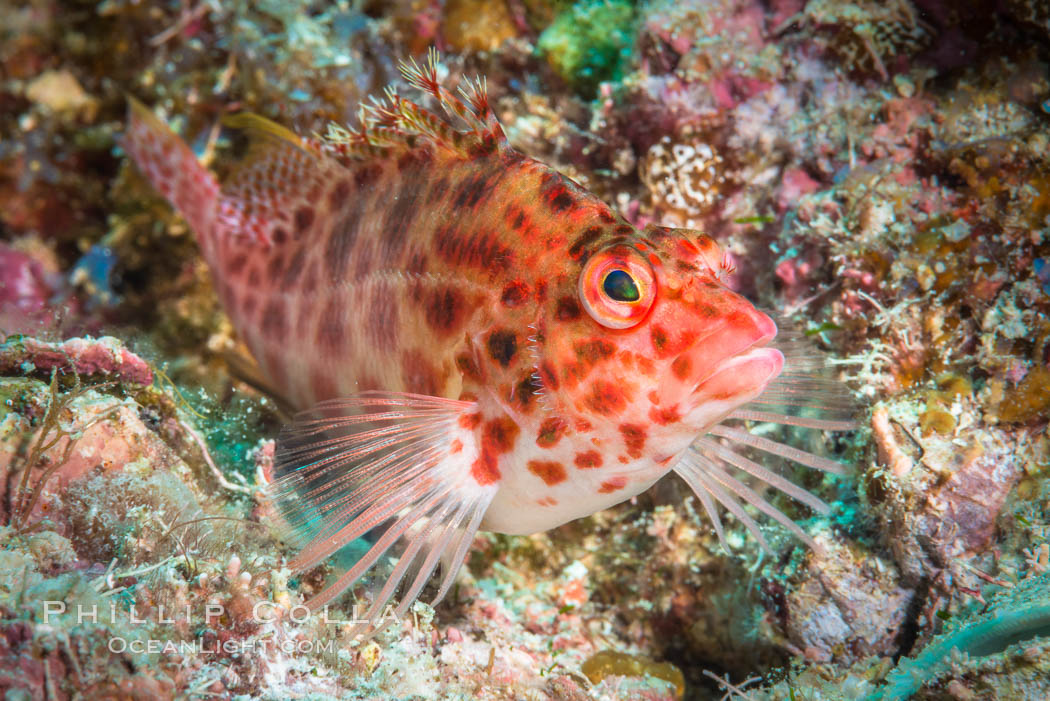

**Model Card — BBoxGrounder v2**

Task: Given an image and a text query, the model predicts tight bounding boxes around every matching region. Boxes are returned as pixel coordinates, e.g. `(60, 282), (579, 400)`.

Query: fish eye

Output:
(602, 269), (640, 302)
(579, 245), (656, 329)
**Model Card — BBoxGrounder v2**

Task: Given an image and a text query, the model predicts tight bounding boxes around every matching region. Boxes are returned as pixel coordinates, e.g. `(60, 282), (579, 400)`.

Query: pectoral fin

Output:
(267, 392), (495, 630)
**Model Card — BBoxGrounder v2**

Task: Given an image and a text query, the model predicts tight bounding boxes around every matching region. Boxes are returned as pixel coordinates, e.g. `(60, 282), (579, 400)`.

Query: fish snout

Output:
(656, 304), (782, 415)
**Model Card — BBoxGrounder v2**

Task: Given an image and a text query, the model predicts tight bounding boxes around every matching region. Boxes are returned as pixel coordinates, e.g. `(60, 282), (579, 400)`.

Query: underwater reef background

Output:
(1, 0), (1050, 698)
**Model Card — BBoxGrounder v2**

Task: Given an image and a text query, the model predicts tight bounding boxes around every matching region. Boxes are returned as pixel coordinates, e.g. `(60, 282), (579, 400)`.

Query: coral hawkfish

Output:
(125, 51), (854, 629)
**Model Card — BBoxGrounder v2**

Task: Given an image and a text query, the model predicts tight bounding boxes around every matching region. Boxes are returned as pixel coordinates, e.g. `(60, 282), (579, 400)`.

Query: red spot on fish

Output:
(697, 303), (719, 318)
(434, 225), (512, 272)
(598, 477), (627, 494)
(452, 172), (490, 210)
(328, 179), (351, 207)
(500, 280), (530, 307)
(511, 375), (541, 413)
(555, 297), (582, 321)
(353, 162), (382, 189)
(573, 338), (615, 367)
(293, 207), (315, 238)
(649, 405), (682, 425)
(406, 249), (428, 275)
(575, 418), (593, 432)
(650, 326), (668, 353)
(450, 439), (463, 454)
(456, 351), (484, 382)
(637, 355), (657, 376)
(528, 460), (567, 486)
(650, 325), (696, 359)
(459, 413), (482, 430)
(536, 496), (558, 507)
(471, 416), (520, 486)
(536, 417), (568, 448)
(505, 204), (531, 235)
(562, 361), (588, 387)
(585, 380), (628, 416)
(619, 423), (647, 458)
(397, 146), (432, 171)
(547, 187), (573, 212)
(227, 254), (248, 276)
(671, 355), (692, 380)
(574, 451), (603, 469)
(568, 226), (603, 260)
(677, 238), (699, 255)
(541, 172), (575, 213)
(486, 329), (518, 367)
(424, 286), (466, 335)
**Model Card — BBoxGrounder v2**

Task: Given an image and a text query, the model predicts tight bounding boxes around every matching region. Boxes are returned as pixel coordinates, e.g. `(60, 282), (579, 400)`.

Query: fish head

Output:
(537, 225), (783, 461)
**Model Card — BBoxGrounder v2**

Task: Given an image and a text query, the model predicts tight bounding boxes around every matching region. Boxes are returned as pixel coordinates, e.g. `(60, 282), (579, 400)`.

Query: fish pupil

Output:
(603, 269), (640, 302)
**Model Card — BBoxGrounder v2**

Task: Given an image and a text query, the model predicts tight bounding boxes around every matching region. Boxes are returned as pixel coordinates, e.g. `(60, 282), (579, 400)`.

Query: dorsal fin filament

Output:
(328, 48), (508, 160)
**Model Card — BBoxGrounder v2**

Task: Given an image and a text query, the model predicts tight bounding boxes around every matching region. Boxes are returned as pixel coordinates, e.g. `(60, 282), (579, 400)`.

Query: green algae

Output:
(537, 0), (637, 97)
(873, 572), (1050, 700)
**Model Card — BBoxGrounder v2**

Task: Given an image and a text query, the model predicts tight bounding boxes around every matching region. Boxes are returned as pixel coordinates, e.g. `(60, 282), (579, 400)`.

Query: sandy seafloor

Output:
(2, 0), (1050, 699)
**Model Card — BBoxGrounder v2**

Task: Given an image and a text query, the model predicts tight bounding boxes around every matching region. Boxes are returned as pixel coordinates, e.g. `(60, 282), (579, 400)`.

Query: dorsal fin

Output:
(216, 112), (338, 245)
(323, 48), (510, 161)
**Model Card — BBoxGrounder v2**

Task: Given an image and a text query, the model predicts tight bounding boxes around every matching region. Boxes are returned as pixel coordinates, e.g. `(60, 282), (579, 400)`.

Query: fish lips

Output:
(657, 310), (782, 419)
(672, 345), (784, 433)
(691, 346), (785, 405)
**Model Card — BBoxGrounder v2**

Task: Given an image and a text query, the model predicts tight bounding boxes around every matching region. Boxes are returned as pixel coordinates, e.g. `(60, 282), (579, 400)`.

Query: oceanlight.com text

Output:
(107, 637), (336, 655)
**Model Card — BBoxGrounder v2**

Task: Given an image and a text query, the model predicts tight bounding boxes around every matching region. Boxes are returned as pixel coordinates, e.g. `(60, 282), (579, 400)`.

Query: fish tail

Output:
(124, 98), (220, 246)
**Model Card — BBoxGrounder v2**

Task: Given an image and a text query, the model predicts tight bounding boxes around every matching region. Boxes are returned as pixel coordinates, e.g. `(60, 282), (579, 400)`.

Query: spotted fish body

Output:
(126, 53), (853, 624)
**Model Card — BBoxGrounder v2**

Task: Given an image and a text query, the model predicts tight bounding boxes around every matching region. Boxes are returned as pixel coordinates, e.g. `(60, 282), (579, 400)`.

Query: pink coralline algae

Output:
(0, 335), (153, 387)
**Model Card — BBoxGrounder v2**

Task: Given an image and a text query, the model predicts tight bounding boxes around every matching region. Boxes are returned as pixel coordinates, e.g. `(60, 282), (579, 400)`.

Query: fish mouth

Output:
(685, 309), (780, 399)
(675, 345), (784, 434)
(691, 345), (785, 404)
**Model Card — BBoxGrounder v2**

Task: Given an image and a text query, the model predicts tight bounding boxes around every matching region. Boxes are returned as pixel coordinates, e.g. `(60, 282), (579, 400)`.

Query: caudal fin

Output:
(124, 98), (220, 244)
